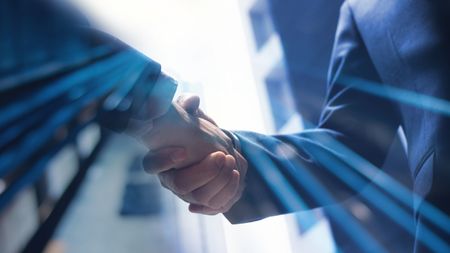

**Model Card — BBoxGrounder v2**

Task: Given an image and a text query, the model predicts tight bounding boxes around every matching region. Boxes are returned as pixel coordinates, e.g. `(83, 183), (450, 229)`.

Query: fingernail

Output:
(171, 149), (186, 163)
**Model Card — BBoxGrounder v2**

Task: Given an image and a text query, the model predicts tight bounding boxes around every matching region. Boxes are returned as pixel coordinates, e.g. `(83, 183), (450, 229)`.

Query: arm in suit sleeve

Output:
(31, 0), (178, 130)
(224, 2), (400, 224)
(79, 28), (178, 132)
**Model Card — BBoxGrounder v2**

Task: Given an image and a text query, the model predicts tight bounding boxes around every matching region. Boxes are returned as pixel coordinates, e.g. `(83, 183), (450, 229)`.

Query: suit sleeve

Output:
(224, 2), (400, 224)
(81, 28), (178, 132)
(18, 0), (177, 131)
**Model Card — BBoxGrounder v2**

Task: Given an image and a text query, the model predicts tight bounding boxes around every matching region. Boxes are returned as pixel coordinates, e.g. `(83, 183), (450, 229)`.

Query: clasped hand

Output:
(136, 95), (247, 215)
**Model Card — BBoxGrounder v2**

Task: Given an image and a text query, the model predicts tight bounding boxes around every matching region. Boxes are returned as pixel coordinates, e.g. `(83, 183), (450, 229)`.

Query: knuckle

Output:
(207, 195), (226, 209)
(175, 187), (189, 196)
(172, 176), (190, 195)
(191, 192), (208, 205)
(208, 201), (223, 210)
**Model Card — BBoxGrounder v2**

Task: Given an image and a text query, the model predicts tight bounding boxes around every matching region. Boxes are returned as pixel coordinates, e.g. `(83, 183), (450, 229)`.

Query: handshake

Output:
(130, 94), (248, 215)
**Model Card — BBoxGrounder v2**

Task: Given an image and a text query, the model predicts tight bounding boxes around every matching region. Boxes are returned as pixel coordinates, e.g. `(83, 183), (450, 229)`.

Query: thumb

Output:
(177, 94), (200, 114)
(177, 94), (217, 126)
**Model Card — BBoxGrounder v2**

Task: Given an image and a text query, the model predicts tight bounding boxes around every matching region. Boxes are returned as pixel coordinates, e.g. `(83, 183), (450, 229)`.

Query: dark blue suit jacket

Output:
(226, 1), (450, 252)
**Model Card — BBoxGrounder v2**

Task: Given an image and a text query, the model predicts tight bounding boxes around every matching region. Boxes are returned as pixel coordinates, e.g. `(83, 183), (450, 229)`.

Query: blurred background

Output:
(0, 0), (415, 252)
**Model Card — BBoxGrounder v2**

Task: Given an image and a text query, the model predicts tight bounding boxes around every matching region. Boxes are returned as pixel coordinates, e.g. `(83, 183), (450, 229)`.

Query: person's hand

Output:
(142, 94), (247, 214)
(144, 149), (247, 214)
(139, 101), (234, 169)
